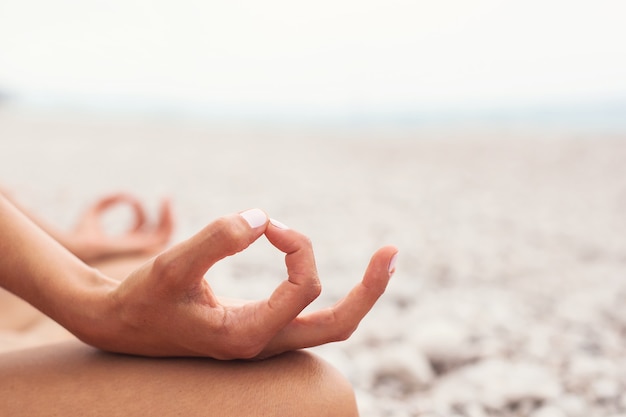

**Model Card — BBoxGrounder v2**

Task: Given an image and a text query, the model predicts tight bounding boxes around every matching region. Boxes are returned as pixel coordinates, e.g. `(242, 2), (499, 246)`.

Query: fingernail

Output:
(388, 253), (398, 275)
(270, 218), (289, 230)
(240, 208), (267, 228)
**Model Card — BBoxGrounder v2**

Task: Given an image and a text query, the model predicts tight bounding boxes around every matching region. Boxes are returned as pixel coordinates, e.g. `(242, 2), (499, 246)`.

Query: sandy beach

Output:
(1, 107), (626, 416)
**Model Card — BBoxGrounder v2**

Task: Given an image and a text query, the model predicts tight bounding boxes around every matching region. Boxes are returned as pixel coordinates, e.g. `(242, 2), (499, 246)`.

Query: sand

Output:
(1, 107), (626, 416)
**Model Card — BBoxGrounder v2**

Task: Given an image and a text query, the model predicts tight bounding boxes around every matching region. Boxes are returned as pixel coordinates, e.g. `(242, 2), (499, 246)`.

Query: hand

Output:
(80, 209), (397, 359)
(67, 193), (174, 262)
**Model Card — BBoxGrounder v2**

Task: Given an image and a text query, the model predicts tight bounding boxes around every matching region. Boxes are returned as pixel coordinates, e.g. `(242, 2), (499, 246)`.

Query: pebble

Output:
(552, 395), (588, 417)
(530, 405), (567, 417)
(591, 378), (621, 402)
(360, 342), (435, 399)
(429, 358), (561, 410)
(410, 317), (478, 373)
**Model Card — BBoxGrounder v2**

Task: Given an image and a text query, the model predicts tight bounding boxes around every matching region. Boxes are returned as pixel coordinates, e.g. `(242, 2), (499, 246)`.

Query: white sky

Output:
(1, 0), (625, 114)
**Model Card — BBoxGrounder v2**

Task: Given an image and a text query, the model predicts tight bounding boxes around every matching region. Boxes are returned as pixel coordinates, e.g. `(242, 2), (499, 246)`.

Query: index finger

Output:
(261, 245), (398, 355)
(241, 221), (322, 343)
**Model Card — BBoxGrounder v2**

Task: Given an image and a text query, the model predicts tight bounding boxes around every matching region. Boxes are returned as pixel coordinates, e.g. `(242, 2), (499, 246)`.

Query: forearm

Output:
(0, 188), (78, 255)
(0, 195), (115, 338)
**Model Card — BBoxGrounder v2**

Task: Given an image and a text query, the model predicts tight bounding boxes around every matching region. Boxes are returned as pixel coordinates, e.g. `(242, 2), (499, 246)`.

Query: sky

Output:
(1, 0), (626, 119)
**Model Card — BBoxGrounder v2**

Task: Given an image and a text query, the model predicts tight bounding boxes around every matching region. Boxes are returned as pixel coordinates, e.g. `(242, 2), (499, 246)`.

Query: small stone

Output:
(591, 378), (620, 401)
(430, 359), (561, 410)
(553, 394), (588, 417)
(530, 405), (567, 417)
(463, 402), (488, 417)
(567, 355), (615, 383)
(410, 317), (478, 373)
(361, 342), (435, 399)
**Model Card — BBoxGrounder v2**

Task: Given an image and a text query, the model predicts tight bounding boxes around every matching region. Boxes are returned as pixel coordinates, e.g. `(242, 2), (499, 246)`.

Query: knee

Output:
(279, 351), (359, 417)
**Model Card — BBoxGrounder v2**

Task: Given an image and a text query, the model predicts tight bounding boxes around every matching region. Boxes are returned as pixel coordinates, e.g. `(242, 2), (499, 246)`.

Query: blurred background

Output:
(1, 0), (626, 129)
(1, 2), (626, 417)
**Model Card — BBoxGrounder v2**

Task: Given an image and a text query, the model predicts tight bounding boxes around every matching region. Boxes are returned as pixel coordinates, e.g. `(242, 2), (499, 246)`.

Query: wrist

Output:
(54, 266), (119, 347)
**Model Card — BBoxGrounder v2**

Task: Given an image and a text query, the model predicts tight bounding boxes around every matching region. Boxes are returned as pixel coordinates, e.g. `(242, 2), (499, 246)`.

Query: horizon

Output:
(1, 0), (626, 132)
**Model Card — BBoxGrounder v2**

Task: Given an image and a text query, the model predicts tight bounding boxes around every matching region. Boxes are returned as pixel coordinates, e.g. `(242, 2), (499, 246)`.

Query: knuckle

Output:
(302, 273), (322, 301)
(307, 279), (322, 301)
(209, 217), (248, 255)
(333, 325), (357, 342)
(291, 270), (321, 302)
(327, 310), (358, 342)
(152, 252), (182, 280)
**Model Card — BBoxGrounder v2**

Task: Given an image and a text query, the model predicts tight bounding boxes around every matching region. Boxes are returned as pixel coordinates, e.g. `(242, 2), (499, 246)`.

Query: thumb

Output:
(153, 208), (268, 286)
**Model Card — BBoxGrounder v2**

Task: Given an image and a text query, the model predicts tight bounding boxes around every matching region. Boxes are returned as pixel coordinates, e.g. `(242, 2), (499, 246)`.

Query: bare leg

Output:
(0, 341), (359, 417)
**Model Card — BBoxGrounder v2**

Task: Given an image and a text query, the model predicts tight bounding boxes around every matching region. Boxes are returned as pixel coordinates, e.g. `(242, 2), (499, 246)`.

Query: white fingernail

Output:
(240, 208), (267, 228)
(270, 218), (289, 230)
(388, 253), (398, 275)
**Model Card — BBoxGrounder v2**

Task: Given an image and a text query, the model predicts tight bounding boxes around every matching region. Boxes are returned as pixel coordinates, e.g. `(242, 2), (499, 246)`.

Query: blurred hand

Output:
(68, 193), (173, 262)
(83, 209), (397, 359)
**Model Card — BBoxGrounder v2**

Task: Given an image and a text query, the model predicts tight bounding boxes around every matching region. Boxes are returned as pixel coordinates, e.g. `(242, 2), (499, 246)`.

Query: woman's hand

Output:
(0, 188), (173, 263)
(67, 193), (174, 262)
(80, 209), (397, 359)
